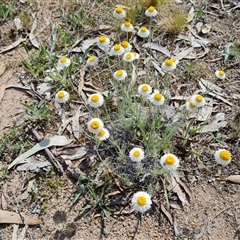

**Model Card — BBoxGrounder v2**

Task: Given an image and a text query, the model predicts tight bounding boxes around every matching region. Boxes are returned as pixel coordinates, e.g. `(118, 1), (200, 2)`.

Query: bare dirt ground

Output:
(0, 0), (240, 239)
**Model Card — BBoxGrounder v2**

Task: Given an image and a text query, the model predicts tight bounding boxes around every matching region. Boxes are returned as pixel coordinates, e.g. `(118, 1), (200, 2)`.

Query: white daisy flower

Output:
(132, 52), (140, 60)
(57, 57), (71, 70)
(215, 70), (226, 80)
(131, 191), (152, 213)
(137, 26), (150, 38)
(161, 59), (176, 72)
(121, 21), (134, 32)
(189, 94), (205, 107)
(145, 6), (158, 17)
(129, 147), (145, 162)
(55, 90), (69, 104)
(148, 90), (165, 106)
(121, 40), (132, 52)
(109, 44), (125, 56)
(186, 101), (198, 112)
(171, 57), (179, 65)
(123, 52), (135, 62)
(113, 70), (127, 81)
(138, 84), (152, 97)
(113, 7), (126, 19)
(160, 153), (180, 171)
(87, 93), (104, 108)
(87, 118), (104, 134)
(87, 55), (98, 66)
(97, 35), (110, 51)
(214, 149), (232, 166)
(95, 128), (110, 141)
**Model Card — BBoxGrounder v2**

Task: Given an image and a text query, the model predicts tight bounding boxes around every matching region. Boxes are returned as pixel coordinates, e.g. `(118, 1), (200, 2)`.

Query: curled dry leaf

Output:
(201, 24), (211, 34)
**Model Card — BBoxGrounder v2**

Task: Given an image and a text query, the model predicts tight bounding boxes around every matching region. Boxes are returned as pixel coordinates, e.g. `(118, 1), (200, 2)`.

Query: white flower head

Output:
(189, 94), (205, 107)
(87, 55), (98, 66)
(121, 40), (132, 52)
(87, 118), (104, 134)
(121, 21), (134, 32)
(137, 26), (150, 38)
(214, 149), (232, 166)
(161, 59), (176, 72)
(132, 52), (140, 60)
(186, 101), (198, 112)
(109, 44), (125, 56)
(160, 153), (180, 171)
(113, 7), (126, 19)
(57, 57), (71, 70)
(123, 52), (135, 62)
(215, 70), (226, 80)
(148, 90), (165, 106)
(131, 191), (152, 213)
(95, 128), (110, 141)
(55, 90), (69, 104)
(97, 35), (110, 51)
(145, 6), (158, 17)
(129, 147), (145, 162)
(113, 69), (127, 81)
(138, 84), (152, 97)
(171, 57), (179, 65)
(87, 93), (104, 108)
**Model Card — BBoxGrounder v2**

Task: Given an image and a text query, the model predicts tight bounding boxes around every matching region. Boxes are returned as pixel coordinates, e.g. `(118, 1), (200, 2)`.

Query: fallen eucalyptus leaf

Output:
(0, 60), (7, 76)
(17, 161), (51, 171)
(142, 42), (171, 57)
(60, 147), (87, 161)
(0, 37), (26, 54)
(8, 136), (72, 170)
(224, 175), (240, 184)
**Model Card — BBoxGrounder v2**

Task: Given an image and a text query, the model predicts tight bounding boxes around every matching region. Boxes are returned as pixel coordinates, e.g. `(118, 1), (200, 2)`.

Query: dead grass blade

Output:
(78, 69), (87, 103)
(160, 204), (173, 225)
(0, 84), (6, 104)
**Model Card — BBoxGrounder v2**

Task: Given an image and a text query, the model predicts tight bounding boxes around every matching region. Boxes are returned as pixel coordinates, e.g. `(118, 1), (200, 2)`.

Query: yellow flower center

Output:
(116, 7), (123, 14)
(117, 70), (123, 76)
(91, 121), (100, 129)
(141, 27), (147, 32)
(91, 94), (99, 103)
(189, 102), (196, 108)
(165, 156), (175, 165)
(124, 21), (131, 27)
(195, 95), (203, 102)
(141, 85), (148, 92)
(99, 36), (106, 43)
(89, 56), (95, 62)
(154, 93), (162, 101)
(165, 59), (173, 66)
(133, 150), (140, 157)
(137, 196), (147, 206)
(57, 91), (65, 99)
(114, 44), (121, 51)
(171, 57), (177, 63)
(97, 129), (105, 137)
(219, 150), (231, 161)
(148, 6), (155, 12)
(121, 41), (129, 48)
(126, 53), (132, 59)
(60, 57), (67, 63)
(219, 70), (225, 76)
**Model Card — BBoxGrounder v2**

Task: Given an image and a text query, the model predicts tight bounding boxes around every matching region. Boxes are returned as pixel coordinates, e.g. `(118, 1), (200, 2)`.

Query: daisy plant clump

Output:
(189, 94), (205, 108)
(121, 40), (132, 52)
(121, 21), (134, 32)
(162, 59), (176, 71)
(113, 6), (126, 19)
(109, 44), (125, 56)
(87, 55), (98, 67)
(95, 128), (110, 141)
(137, 26), (150, 38)
(145, 6), (158, 17)
(214, 149), (232, 166)
(160, 153), (180, 171)
(138, 84), (152, 97)
(148, 90), (165, 106)
(87, 118), (104, 134)
(113, 70), (128, 81)
(55, 90), (70, 104)
(215, 70), (226, 80)
(57, 57), (71, 71)
(97, 35), (110, 51)
(131, 191), (152, 213)
(129, 147), (145, 162)
(87, 93), (104, 108)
